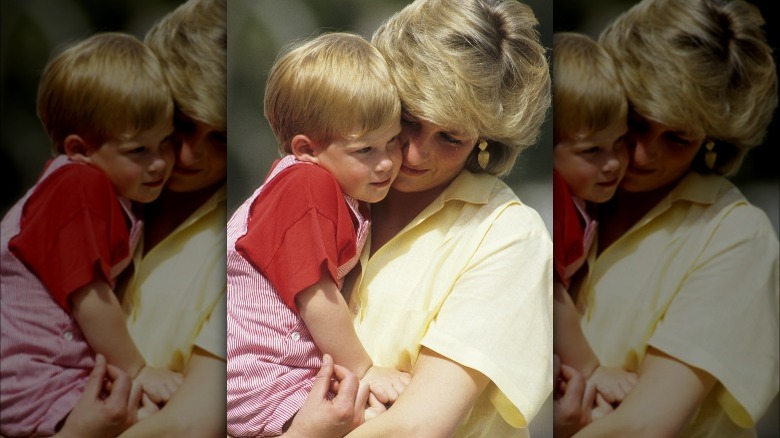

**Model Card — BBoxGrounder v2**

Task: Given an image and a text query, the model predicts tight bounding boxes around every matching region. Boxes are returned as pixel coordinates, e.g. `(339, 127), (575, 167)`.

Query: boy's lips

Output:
(144, 179), (165, 187)
(371, 178), (392, 187)
(597, 179), (619, 187)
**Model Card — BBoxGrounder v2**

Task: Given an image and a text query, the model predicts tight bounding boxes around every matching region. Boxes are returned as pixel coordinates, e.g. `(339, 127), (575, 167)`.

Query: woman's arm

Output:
(118, 347), (226, 438)
(345, 347), (489, 437)
(573, 347), (716, 438)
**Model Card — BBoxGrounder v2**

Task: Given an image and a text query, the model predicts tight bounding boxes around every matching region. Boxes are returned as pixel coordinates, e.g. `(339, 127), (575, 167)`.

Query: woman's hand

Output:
(553, 355), (597, 437)
(285, 354), (371, 438)
(54, 354), (142, 438)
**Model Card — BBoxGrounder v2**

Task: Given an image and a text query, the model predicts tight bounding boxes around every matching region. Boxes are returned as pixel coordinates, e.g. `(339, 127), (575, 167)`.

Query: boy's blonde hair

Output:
(37, 32), (173, 153)
(145, 0), (226, 132)
(265, 32), (400, 154)
(553, 32), (627, 145)
(372, 0), (550, 177)
(600, 0), (777, 176)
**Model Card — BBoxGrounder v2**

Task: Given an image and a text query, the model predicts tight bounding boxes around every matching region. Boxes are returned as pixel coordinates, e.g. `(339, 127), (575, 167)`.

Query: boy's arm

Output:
(71, 280), (146, 378)
(295, 274), (373, 379)
(553, 279), (600, 378)
(71, 280), (182, 403)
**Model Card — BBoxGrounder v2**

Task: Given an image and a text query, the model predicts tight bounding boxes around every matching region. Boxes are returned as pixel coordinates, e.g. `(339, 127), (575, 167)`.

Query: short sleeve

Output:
(194, 291), (227, 360)
(421, 202), (553, 427)
(648, 203), (779, 426)
(8, 163), (129, 312)
(236, 165), (358, 311)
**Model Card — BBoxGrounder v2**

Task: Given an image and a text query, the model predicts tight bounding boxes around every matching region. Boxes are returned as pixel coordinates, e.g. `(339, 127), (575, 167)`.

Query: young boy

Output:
(226, 32), (408, 436)
(1, 33), (182, 437)
(552, 32), (637, 405)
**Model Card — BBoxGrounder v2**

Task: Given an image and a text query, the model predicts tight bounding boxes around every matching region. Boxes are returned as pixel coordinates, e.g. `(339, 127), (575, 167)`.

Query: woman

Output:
(348, 0), (553, 435)
(559, 0), (779, 436)
(230, 0), (553, 436)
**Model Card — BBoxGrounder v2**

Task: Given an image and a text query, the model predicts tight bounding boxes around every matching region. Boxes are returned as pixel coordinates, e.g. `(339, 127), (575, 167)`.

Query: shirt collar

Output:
(437, 170), (497, 206)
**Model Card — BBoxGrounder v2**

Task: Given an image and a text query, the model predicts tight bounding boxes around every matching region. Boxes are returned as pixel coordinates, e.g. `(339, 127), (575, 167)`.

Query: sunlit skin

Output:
(620, 112), (705, 194)
(390, 112), (478, 198)
(554, 120), (628, 204)
(165, 111), (227, 193)
(296, 121), (403, 203)
(70, 121), (175, 204)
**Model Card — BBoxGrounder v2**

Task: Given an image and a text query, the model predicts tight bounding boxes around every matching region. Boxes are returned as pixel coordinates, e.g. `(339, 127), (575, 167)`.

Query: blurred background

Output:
(227, 1), (553, 436)
(0, 0), (184, 217)
(555, 1), (779, 436)
(226, 0), (554, 228)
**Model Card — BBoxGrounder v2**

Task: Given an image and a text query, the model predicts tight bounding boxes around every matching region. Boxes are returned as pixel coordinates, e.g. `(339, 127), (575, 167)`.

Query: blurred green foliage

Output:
(0, 0), (183, 215)
(227, 0), (554, 220)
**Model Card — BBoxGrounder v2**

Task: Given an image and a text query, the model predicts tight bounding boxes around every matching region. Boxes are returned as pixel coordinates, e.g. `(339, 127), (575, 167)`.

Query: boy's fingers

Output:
(105, 363), (132, 402)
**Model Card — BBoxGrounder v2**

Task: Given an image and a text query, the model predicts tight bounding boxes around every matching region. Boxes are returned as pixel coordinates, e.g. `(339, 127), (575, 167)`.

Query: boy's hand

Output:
(361, 365), (411, 405)
(589, 365), (638, 405)
(134, 365), (184, 404)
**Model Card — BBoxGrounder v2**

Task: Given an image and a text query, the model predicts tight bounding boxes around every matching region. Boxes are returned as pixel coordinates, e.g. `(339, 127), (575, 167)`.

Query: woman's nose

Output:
(631, 135), (657, 166)
(402, 131), (429, 163)
(177, 134), (204, 164)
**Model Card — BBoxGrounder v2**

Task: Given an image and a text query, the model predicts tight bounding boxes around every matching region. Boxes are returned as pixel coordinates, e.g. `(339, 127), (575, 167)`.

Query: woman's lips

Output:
(173, 166), (201, 175)
(400, 165), (426, 176)
(627, 165), (654, 175)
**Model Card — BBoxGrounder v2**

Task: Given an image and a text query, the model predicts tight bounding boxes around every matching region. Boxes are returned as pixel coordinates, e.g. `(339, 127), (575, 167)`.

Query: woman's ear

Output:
(63, 134), (92, 163)
(290, 134), (320, 163)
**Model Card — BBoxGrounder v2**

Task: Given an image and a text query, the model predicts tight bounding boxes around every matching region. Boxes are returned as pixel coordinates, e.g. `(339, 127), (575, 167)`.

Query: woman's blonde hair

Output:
(372, 0), (550, 177)
(553, 32), (627, 145)
(37, 32), (173, 153)
(264, 32), (401, 154)
(600, 0), (777, 176)
(145, 0), (226, 131)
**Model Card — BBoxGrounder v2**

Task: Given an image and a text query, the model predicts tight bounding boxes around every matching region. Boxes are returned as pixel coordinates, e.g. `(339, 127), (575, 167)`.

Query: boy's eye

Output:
(128, 146), (146, 154)
(356, 146), (373, 154)
(582, 146), (600, 154)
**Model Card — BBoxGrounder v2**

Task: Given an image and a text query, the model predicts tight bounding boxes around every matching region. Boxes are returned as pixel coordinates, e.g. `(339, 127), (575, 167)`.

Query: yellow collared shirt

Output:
(350, 171), (553, 437)
(580, 172), (779, 437)
(124, 185), (227, 371)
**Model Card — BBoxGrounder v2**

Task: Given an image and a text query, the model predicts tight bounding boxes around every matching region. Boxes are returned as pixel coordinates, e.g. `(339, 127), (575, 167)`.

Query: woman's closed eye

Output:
(438, 132), (463, 146)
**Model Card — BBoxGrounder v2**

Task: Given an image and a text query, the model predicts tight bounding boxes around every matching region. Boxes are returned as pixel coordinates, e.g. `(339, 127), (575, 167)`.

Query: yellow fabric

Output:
(350, 171), (553, 437)
(124, 185), (227, 371)
(579, 172), (779, 437)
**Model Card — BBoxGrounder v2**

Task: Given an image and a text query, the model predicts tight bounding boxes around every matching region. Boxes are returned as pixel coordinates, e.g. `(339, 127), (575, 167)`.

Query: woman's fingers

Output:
(81, 354), (108, 399)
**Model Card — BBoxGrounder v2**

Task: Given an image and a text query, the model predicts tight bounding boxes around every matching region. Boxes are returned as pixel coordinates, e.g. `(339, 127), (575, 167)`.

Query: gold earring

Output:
(704, 140), (716, 169)
(477, 140), (489, 169)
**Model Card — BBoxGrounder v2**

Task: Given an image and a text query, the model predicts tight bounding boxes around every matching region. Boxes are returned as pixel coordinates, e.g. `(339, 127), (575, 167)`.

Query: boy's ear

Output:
(63, 134), (92, 163)
(290, 134), (320, 163)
